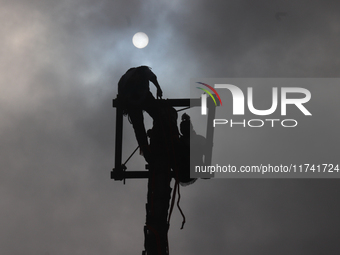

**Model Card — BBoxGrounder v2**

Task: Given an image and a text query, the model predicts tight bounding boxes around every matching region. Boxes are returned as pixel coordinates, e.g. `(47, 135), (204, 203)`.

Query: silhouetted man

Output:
(118, 66), (163, 162)
(178, 113), (207, 185)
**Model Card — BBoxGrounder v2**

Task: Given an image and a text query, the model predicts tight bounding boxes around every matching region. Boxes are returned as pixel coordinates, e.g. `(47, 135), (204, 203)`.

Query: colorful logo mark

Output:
(196, 82), (223, 106)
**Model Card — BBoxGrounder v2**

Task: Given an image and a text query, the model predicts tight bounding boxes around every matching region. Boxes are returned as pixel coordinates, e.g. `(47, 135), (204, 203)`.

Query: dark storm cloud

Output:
(176, 179), (340, 255)
(1, 0), (340, 254)
(0, 0), (152, 254)
(171, 0), (340, 77)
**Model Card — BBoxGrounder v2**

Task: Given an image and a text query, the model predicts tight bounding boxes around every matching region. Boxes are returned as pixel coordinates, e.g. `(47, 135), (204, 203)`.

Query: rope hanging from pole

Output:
(159, 101), (186, 230)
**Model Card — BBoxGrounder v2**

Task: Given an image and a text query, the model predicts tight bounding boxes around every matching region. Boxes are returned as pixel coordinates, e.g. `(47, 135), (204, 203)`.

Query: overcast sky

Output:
(1, 0), (340, 254)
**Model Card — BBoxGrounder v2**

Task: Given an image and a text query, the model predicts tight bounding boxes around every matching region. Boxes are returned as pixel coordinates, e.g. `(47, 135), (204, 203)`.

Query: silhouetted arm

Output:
(148, 69), (163, 99)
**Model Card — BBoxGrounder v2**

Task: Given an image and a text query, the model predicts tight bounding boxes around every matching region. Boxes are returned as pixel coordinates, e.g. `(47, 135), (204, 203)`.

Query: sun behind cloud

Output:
(132, 32), (149, 49)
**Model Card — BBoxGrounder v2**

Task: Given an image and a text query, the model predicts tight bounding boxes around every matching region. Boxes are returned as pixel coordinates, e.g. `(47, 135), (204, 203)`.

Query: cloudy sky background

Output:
(1, 0), (340, 254)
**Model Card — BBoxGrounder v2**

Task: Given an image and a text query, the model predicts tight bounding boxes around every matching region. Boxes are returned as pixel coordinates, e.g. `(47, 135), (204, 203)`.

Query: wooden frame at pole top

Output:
(111, 96), (219, 181)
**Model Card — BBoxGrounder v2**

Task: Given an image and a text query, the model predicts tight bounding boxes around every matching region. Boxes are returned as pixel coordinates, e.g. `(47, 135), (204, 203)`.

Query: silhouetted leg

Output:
(128, 108), (151, 162)
(143, 92), (160, 121)
(128, 94), (162, 162)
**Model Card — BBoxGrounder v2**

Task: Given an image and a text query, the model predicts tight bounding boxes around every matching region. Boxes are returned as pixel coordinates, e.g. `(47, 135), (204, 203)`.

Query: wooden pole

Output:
(111, 97), (218, 254)
(143, 160), (171, 255)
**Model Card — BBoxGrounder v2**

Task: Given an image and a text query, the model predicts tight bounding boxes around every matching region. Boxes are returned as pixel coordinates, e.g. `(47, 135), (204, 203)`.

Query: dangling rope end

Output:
(180, 220), (186, 230)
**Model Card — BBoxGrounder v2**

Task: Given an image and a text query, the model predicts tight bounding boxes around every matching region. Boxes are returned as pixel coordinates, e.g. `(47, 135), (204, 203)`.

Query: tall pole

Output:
(143, 160), (171, 255)
(111, 98), (207, 255)
(142, 102), (178, 255)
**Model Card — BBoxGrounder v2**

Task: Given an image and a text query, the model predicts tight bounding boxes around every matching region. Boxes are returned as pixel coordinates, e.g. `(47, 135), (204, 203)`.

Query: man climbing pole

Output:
(113, 74), (216, 254)
(118, 66), (163, 162)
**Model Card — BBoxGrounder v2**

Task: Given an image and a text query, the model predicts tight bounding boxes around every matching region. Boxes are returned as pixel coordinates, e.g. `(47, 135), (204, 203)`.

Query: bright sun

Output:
(132, 32), (149, 49)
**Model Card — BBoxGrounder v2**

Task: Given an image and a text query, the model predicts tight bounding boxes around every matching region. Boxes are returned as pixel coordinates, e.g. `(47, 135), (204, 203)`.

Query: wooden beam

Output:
(112, 98), (201, 108)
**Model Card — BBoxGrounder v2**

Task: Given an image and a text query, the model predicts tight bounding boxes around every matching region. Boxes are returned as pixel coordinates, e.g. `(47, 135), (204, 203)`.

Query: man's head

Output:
(180, 113), (193, 137)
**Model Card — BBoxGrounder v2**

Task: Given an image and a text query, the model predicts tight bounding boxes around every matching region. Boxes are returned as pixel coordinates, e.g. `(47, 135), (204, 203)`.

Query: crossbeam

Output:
(112, 98), (201, 108)
(112, 170), (176, 180)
